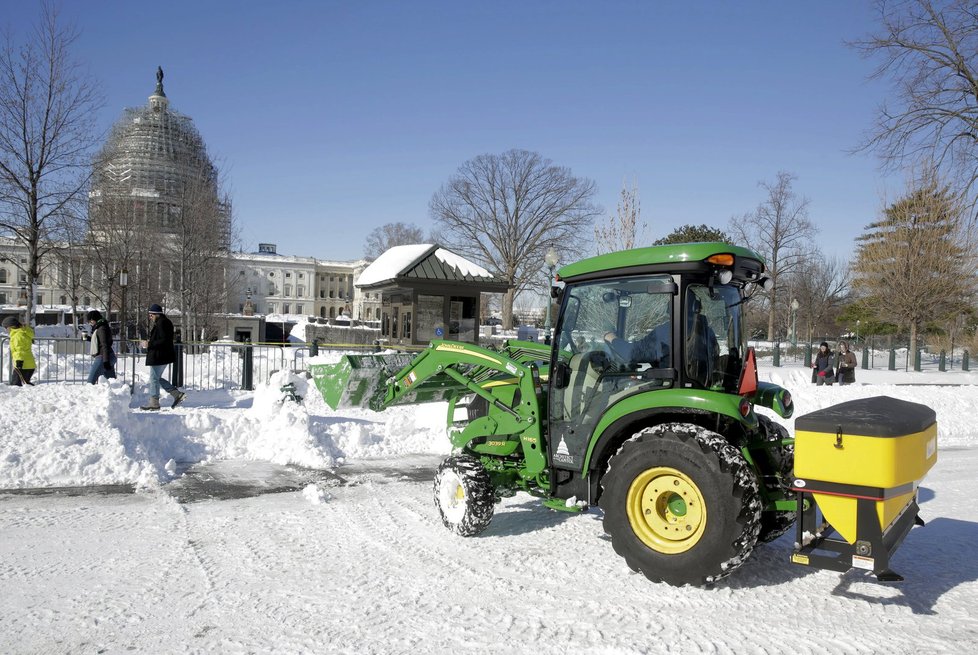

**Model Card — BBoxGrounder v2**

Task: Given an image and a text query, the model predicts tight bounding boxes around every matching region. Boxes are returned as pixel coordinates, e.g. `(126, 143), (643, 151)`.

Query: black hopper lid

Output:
(795, 396), (936, 438)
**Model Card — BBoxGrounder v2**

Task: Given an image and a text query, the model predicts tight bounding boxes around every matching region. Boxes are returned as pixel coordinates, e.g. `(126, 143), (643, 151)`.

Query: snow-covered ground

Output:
(1, 361), (976, 653)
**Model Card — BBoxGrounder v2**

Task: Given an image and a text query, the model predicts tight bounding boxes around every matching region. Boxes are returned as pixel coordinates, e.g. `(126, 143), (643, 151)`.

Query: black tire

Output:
(600, 423), (761, 586)
(433, 454), (495, 536)
(756, 415), (796, 543)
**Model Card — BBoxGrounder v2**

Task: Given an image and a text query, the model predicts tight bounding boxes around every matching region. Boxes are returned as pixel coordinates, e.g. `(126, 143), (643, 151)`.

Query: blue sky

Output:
(6, 1), (900, 261)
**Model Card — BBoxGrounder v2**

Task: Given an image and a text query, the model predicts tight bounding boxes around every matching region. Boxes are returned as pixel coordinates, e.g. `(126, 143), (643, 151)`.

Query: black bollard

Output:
(172, 336), (184, 388)
(861, 346), (869, 370)
(242, 341), (254, 391)
(914, 349), (922, 372)
(888, 348), (896, 371)
(309, 339), (319, 357)
(804, 344), (812, 368)
(964, 350), (970, 372)
(773, 343), (781, 367)
(939, 350), (946, 372)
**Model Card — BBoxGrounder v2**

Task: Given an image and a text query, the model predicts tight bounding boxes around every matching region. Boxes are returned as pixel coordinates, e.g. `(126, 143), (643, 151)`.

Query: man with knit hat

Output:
(139, 303), (185, 410)
(3, 315), (35, 386)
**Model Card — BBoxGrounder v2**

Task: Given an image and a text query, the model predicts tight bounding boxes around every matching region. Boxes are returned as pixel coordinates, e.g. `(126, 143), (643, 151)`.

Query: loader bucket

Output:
(310, 354), (416, 410)
(309, 352), (471, 411)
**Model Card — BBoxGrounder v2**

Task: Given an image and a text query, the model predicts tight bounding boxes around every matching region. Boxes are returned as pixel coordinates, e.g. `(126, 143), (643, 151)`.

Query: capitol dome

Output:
(89, 67), (227, 238)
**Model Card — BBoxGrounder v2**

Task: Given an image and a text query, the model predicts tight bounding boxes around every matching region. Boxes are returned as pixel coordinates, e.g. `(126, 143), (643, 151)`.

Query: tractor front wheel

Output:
(600, 423), (761, 586)
(433, 454), (495, 536)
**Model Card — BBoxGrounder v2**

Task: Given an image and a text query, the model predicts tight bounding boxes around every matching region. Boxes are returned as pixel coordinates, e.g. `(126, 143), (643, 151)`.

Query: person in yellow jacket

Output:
(2, 316), (35, 386)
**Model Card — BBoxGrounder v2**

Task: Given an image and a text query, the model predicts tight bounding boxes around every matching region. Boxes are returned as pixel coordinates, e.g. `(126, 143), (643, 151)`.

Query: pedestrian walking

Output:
(139, 303), (185, 410)
(3, 316), (35, 386)
(86, 310), (117, 384)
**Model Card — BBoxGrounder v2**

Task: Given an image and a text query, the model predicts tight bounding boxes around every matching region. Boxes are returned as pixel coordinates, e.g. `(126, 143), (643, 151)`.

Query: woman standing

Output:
(2, 316), (35, 386)
(836, 340), (857, 385)
(812, 341), (834, 386)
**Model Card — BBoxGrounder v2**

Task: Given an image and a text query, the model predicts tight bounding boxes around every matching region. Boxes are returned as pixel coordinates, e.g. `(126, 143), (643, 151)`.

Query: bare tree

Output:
(86, 166), (145, 320)
(654, 224), (732, 246)
(165, 168), (234, 341)
(363, 222), (426, 260)
(853, 170), (977, 349)
(430, 149), (601, 329)
(595, 180), (644, 254)
(729, 171), (818, 340)
(854, 0), (978, 214)
(48, 203), (89, 332)
(782, 254), (851, 344)
(0, 4), (101, 324)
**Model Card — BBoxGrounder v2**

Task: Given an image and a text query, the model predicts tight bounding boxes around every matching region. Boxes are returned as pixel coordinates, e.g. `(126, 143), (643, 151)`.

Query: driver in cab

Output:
(602, 322), (671, 368)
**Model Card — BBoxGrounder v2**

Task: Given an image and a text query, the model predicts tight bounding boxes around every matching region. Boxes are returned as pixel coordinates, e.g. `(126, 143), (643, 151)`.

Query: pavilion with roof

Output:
(355, 244), (508, 347)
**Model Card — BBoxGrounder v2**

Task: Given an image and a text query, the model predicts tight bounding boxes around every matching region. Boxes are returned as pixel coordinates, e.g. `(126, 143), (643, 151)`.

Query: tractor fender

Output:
(581, 389), (756, 499)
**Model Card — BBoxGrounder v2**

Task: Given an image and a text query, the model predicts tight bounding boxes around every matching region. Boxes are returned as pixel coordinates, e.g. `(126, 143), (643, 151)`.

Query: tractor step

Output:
(542, 497), (589, 513)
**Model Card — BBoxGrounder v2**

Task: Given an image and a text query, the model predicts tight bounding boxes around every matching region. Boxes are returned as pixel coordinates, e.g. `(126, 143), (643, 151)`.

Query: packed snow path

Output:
(1, 448), (976, 654)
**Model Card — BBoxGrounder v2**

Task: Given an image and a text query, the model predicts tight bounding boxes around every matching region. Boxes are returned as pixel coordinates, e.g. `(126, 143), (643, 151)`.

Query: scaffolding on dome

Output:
(85, 67), (234, 341)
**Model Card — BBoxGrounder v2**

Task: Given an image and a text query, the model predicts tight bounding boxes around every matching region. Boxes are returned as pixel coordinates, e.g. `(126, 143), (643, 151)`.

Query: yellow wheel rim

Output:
(626, 466), (707, 554)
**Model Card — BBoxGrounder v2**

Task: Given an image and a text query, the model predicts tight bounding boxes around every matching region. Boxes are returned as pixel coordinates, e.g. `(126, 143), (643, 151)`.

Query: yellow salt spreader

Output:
(790, 396), (937, 581)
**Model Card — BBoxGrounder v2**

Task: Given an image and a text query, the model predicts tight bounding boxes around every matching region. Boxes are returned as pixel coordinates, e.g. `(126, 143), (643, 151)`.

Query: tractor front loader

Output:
(310, 242), (936, 586)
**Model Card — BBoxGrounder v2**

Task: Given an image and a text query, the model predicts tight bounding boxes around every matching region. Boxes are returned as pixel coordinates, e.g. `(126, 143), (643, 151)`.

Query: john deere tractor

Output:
(312, 242), (935, 586)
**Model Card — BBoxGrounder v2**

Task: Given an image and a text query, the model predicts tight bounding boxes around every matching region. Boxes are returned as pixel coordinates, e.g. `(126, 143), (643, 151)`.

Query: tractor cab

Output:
(546, 243), (767, 470)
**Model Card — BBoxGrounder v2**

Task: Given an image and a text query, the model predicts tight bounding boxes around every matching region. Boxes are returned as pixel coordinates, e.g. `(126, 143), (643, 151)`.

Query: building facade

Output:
(227, 243), (381, 322)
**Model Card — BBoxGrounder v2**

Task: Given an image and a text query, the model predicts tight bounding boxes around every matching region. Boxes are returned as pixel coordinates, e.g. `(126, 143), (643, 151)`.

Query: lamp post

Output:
(856, 319), (860, 345)
(790, 298), (799, 359)
(543, 247), (559, 344)
(119, 268), (128, 353)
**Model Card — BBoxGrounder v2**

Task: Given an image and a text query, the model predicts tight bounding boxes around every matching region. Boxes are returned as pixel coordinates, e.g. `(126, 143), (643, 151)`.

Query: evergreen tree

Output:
(853, 174), (976, 349)
(654, 224), (731, 246)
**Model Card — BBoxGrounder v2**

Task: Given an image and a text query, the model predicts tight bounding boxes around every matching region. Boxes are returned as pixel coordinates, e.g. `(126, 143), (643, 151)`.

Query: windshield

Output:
(684, 284), (745, 391)
(556, 275), (674, 368)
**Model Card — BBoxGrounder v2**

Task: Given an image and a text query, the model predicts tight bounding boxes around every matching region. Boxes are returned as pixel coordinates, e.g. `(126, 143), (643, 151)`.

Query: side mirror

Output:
(552, 360), (571, 389)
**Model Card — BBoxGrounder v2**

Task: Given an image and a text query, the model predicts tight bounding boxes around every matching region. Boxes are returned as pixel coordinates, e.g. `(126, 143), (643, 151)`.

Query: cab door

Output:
(548, 275), (676, 470)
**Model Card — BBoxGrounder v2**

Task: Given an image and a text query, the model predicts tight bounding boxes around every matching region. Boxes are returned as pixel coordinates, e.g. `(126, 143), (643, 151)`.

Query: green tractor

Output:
(312, 242), (931, 586)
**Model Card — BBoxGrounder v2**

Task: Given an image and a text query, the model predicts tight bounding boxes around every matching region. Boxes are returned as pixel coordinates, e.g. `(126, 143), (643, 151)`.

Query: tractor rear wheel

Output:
(433, 454), (495, 536)
(600, 423), (761, 586)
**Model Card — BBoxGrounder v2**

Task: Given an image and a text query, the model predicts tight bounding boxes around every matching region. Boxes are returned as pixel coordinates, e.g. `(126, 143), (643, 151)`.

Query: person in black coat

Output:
(812, 341), (834, 386)
(139, 303), (185, 410)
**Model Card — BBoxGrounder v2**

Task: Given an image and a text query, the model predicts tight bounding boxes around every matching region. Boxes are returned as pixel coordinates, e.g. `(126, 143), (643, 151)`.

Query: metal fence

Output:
(0, 337), (383, 390)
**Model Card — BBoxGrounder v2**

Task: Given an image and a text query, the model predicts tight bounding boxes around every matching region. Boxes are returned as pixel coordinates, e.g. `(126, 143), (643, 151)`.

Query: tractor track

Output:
(1, 451), (975, 654)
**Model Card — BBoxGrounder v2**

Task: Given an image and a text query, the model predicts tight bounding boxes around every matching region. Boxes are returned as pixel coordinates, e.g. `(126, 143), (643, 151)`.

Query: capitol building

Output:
(0, 70), (380, 334)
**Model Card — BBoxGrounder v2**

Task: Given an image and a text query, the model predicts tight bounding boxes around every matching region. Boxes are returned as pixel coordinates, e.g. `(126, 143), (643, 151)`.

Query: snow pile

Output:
(0, 381), (158, 488)
(0, 366), (451, 489)
(302, 482), (330, 504)
(218, 370), (340, 469)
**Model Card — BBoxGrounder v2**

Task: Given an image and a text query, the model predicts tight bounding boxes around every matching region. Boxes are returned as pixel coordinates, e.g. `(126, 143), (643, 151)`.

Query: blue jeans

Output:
(87, 353), (117, 384)
(148, 364), (177, 398)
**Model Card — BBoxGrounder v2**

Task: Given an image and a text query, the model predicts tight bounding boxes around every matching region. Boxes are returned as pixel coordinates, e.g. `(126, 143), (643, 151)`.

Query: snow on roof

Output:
(355, 244), (493, 287)
(434, 247), (492, 278)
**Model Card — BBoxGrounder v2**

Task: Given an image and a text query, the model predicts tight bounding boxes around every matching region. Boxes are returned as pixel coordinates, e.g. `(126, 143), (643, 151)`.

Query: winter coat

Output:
(9, 325), (36, 369)
(145, 314), (176, 366)
(89, 319), (114, 360)
(836, 349), (857, 383)
(813, 350), (834, 379)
